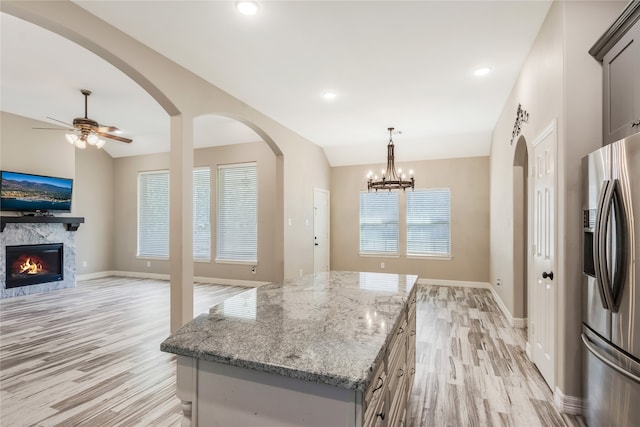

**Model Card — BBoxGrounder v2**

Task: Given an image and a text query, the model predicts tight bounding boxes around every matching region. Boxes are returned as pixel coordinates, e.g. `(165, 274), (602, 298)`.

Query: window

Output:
(193, 167), (211, 260)
(359, 191), (399, 254)
(138, 169), (212, 260)
(138, 171), (170, 258)
(406, 189), (451, 256)
(216, 163), (257, 263)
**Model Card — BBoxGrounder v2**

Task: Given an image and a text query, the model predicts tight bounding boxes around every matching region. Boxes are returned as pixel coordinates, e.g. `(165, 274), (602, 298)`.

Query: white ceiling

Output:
(0, 1), (552, 166)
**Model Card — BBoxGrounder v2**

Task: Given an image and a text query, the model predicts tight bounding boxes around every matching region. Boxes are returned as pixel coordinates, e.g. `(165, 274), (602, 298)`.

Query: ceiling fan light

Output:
(75, 139), (87, 149)
(87, 134), (99, 145)
(66, 133), (78, 145)
(96, 139), (106, 149)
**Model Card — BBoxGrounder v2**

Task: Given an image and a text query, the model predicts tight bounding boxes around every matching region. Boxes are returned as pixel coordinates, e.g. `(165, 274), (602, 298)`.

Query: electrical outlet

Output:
(82, 261), (87, 268)
(251, 266), (256, 274)
(147, 261), (151, 268)
(299, 269), (303, 277)
(380, 262), (385, 269)
(496, 279), (501, 286)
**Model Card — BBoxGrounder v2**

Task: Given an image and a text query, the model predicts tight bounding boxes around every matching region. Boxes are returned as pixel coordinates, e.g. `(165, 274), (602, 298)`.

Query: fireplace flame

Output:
(19, 257), (44, 275)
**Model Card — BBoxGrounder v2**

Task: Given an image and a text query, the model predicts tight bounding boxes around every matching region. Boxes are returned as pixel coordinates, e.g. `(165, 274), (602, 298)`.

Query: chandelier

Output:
(367, 127), (415, 191)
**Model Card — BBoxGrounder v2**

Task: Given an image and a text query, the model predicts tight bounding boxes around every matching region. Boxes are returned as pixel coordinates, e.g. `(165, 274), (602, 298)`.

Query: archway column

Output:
(170, 114), (194, 333)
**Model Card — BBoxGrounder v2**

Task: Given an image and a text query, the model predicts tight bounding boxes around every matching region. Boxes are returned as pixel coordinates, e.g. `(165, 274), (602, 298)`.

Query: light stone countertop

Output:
(160, 270), (418, 391)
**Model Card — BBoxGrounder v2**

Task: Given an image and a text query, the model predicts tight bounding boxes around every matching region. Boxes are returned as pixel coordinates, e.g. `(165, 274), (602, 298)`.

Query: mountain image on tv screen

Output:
(0, 171), (73, 212)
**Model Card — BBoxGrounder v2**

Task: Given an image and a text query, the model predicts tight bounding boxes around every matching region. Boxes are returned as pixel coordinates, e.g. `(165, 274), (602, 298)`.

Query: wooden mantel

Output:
(0, 216), (85, 232)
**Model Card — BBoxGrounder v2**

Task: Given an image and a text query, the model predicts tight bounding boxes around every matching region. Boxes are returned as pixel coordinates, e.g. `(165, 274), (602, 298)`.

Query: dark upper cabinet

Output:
(590, 2), (640, 145)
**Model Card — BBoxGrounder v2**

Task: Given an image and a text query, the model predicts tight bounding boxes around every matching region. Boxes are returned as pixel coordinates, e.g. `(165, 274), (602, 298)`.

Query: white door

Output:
(314, 188), (330, 273)
(529, 122), (556, 389)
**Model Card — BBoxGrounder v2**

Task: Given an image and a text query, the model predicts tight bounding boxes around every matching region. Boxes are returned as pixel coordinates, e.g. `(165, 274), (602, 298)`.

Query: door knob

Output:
(542, 271), (554, 280)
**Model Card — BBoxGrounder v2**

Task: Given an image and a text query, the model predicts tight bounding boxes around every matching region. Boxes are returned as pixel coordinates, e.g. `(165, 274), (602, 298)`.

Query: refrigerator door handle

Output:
(609, 179), (629, 313)
(593, 179), (614, 310)
(581, 333), (640, 384)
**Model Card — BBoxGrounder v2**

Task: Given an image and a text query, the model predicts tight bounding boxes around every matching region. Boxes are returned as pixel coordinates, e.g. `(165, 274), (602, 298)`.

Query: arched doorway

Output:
(513, 135), (528, 326)
(1, 3), (286, 332)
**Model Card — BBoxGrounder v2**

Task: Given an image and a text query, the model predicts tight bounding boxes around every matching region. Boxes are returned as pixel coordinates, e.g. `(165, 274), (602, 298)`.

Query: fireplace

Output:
(5, 243), (64, 289)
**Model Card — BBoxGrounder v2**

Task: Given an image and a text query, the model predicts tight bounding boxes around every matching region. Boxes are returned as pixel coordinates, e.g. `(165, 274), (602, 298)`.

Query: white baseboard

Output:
(76, 270), (118, 281)
(554, 386), (583, 415)
(193, 276), (269, 288)
(490, 287), (527, 329)
(417, 278), (491, 289)
(111, 270), (169, 280)
(77, 270), (267, 288)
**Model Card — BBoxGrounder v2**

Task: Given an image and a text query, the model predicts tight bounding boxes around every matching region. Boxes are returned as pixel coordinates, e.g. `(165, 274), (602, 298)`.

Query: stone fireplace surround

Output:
(1, 221), (79, 299)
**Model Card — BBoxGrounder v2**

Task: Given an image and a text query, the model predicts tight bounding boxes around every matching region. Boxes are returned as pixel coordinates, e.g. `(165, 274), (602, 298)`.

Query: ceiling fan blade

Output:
(46, 116), (75, 127)
(33, 127), (75, 131)
(96, 131), (132, 143)
(97, 125), (120, 133)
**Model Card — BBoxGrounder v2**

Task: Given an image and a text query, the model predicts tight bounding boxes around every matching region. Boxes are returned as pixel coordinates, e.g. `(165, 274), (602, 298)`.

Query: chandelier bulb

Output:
(65, 133), (78, 145)
(87, 134), (99, 145)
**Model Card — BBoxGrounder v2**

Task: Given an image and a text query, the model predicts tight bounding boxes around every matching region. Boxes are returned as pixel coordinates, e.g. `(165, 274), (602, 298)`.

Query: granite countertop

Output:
(161, 270), (418, 391)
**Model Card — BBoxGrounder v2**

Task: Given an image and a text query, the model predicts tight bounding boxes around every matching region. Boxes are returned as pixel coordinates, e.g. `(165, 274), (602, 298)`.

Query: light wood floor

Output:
(0, 277), (247, 426)
(408, 285), (586, 427)
(0, 278), (586, 426)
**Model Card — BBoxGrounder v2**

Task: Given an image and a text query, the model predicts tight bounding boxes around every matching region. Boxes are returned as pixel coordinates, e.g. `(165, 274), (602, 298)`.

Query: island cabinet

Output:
(162, 271), (418, 427)
(590, 1), (640, 144)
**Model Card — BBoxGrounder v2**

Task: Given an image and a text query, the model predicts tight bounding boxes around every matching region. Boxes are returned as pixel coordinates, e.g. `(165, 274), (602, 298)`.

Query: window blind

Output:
(138, 171), (170, 258)
(359, 191), (399, 254)
(216, 163), (257, 263)
(193, 167), (211, 260)
(406, 189), (451, 256)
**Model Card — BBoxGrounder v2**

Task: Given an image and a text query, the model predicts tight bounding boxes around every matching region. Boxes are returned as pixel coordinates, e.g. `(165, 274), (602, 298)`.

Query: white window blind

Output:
(193, 167), (211, 260)
(138, 171), (169, 258)
(217, 163), (257, 263)
(359, 191), (399, 254)
(407, 189), (451, 256)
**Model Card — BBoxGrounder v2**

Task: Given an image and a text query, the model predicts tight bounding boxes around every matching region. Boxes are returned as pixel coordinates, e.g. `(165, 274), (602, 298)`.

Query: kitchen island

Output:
(161, 270), (418, 427)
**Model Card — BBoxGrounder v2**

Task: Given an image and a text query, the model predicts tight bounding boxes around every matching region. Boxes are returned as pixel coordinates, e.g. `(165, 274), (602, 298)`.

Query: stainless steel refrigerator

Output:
(582, 132), (640, 427)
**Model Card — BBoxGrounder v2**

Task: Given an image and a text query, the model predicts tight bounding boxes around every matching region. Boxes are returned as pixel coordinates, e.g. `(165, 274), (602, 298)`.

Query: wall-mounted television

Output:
(0, 170), (73, 214)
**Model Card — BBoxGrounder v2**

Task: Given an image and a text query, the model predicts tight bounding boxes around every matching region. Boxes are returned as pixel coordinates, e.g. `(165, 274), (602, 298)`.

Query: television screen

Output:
(0, 171), (73, 213)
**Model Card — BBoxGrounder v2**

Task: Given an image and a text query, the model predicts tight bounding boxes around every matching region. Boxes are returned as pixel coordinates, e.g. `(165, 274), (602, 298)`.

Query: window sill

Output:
(406, 254), (452, 261)
(136, 255), (169, 261)
(215, 259), (257, 266)
(359, 253), (400, 258)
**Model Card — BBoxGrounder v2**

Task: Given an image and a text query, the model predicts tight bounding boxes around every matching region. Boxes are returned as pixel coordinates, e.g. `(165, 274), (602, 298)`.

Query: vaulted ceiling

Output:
(1, 1), (552, 166)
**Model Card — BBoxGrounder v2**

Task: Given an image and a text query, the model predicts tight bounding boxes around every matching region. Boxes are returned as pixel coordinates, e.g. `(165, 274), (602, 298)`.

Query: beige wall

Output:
(0, 112), (75, 183)
(331, 156), (489, 282)
(75, 143), (115, 275)
(0, 111), (114, 276)
(113, 141), (279, 282)
(489, 0), (625, 399)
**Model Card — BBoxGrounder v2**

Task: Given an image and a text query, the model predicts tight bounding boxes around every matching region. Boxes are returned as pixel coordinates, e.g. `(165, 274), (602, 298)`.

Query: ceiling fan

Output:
(34, 89), (133, 149)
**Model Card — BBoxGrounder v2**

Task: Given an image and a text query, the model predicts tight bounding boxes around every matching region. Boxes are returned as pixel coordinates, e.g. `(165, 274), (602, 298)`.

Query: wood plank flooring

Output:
(0, 277), (247, 426)
(407, 285), (586, 427)
(1, 278), (586, 426)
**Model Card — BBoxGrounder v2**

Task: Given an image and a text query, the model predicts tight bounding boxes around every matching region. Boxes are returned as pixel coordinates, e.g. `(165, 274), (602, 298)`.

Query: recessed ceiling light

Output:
(474, 67), (492, 77)
(323, 91), (337, 100)
(235, 0), (259, 16)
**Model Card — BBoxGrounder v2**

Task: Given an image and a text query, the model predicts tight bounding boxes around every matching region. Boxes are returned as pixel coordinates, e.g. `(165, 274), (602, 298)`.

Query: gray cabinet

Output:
(590, 2), (640, 145)
(603, 23), (640, 143)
